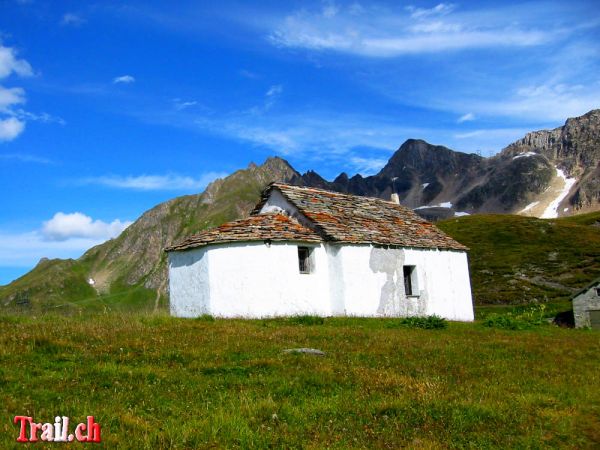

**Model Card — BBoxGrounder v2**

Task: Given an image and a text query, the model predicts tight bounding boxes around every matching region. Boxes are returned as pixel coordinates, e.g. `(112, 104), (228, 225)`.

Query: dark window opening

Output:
(298, 247), (313, 274)
(596, 287), (600, 296)
(403, 265), (417, 296)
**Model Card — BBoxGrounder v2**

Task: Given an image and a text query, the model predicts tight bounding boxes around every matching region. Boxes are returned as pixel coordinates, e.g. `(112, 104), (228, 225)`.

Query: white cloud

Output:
(42, 212), (132, 242)
(244, 84), (284, 115)
(239, 69), (260, 79)
(368, 39), (600, 124)
(194, 112), (422, 160)
(406, 3), (456, 19)
(61, 13), (86, 26)
(266, 84), (283, 97)
(0, 153), (52, 164)
(0, 117), (25, 141)
(0, 44), (33, 79)
(0, 43), (59, 142)
(0, 212), (132, 268)
(81, 172), (226, 191)
(450, 127), (531, 155)
(457, 112), (475, 123)
(218, 123), (299, 154)
(467, 81), (600, 122)
(12, 109), (66, 125)
(268, 3), (553, 57)
(113, 75), (135, 84)
(0, 85), (26, 112)
(349, 156), (388, 175)
(189, 107), (538, 163)
(262, 84), (283, 112)
(173, 98), (198, 110)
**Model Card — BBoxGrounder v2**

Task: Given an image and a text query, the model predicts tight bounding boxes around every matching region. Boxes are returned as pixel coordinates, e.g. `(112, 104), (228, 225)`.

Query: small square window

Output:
(298, 247), (313, 274)
(596, 287), (600, 297)
(403, 265), (418, 296)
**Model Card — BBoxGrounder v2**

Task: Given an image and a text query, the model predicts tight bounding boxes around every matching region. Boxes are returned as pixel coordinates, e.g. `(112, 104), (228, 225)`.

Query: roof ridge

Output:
(270, 182), (399, 205)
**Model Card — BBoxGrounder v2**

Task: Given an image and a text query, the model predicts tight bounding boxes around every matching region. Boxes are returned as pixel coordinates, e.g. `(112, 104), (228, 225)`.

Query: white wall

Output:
(326, 244), (346, 315)
(168, 247), (211, 318)
(206, 241), (331, 318)
(335, 245), (474, 321)
(169, 241), (474, 321)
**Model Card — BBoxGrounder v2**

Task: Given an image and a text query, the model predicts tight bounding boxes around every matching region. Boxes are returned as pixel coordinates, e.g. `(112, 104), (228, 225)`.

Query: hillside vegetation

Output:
(0, 314), (598, 448)
(438, 211), (600, 305)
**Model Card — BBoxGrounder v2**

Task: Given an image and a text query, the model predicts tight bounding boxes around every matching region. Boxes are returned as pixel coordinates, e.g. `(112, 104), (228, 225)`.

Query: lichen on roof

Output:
(167, 182), (468, 252)
(165, 212), (322, 252)
(252, 183), (468, 251)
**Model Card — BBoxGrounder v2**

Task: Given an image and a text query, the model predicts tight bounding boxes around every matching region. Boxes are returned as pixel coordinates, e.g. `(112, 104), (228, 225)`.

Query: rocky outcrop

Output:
(501, 109), (600, 212)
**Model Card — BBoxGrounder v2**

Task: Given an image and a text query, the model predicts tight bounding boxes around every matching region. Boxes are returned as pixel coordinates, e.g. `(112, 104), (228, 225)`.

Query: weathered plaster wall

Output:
(168, 247), (210, 318)
(334, 245), (474, 321)
(206, 241), (331, 318)
(168, 243), (474, 321)
(573, 286), (600, 328)
(405, 248), (474, 321)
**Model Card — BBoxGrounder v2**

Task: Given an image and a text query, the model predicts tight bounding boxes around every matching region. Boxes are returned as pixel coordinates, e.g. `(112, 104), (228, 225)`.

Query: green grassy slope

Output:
(0, 314), (598, 448)
(0, 258), (96, 310)
(438, 211), (600, 305)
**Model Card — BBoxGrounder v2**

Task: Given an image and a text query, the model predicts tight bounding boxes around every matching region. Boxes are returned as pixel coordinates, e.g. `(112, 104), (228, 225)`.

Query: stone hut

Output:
(572, 277), (600, 329)
(166, 183), (474, 320)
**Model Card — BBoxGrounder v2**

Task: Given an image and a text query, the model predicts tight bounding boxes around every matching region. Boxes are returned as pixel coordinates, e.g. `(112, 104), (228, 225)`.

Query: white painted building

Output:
(167, 183), (474, 321)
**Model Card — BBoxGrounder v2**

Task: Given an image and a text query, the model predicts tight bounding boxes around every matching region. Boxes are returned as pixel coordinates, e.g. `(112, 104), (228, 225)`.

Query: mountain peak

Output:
(400, 138), (431, 148)
(261, 156), (297, 176)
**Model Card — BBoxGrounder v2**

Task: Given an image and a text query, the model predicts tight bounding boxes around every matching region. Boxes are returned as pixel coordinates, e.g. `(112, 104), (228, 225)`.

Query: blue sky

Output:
(1, 0), (599, 284)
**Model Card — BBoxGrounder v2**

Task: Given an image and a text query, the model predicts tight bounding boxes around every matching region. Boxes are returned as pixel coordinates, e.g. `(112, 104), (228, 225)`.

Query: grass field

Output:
(1, 313), (599, 448)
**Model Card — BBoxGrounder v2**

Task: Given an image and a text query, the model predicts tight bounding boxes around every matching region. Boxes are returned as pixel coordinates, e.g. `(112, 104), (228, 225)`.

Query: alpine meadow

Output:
(1, 1), (600, 448)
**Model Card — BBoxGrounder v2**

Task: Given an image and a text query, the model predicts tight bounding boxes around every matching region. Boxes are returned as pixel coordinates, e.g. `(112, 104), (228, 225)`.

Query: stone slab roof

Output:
(571, 276), (600, 300)
(165, 213), (322, 252)
(167, 183), (468, 252)
(252, 183), (467, 251)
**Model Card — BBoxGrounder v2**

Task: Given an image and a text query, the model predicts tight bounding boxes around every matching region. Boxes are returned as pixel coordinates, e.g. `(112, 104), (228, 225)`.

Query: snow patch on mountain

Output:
(541, 168), (576, 218)
(519, 201), (540, 213)
(513, 151), (538, 160)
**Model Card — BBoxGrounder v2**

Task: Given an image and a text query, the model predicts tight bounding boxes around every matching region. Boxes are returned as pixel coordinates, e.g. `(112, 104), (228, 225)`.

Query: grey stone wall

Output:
(573, 284), (600, 328)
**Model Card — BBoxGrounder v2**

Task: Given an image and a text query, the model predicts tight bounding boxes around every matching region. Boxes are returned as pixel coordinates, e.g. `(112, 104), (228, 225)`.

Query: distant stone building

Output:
(572, 277), (600, 329)
(166, 183), (474, 320)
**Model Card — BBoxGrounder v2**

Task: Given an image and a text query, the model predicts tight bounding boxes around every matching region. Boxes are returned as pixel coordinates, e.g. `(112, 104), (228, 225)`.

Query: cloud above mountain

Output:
(79, 172), (227, 191)
(42, 212), (132, 241)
